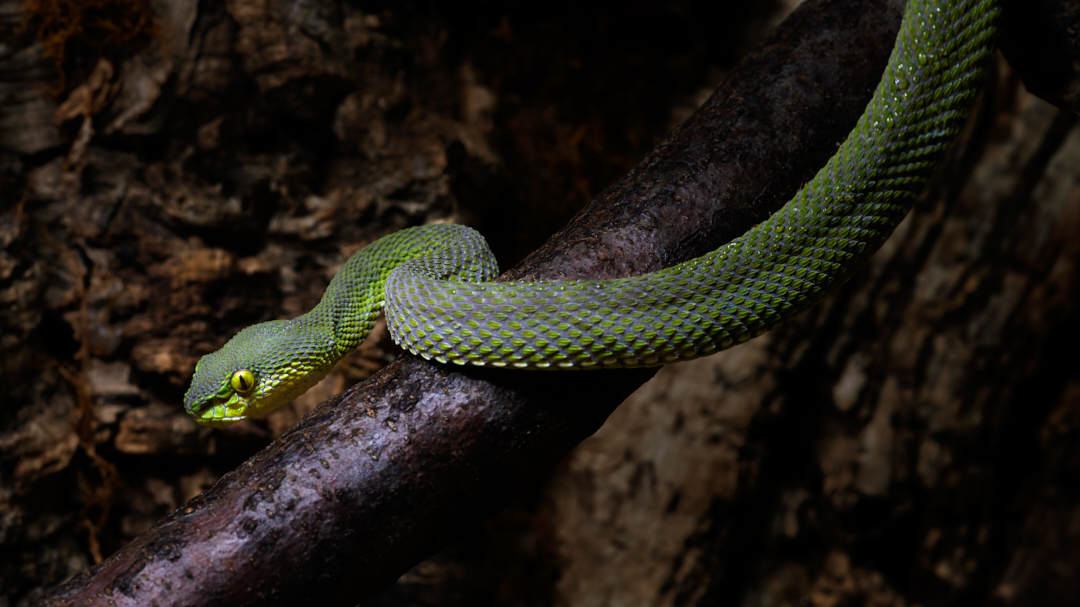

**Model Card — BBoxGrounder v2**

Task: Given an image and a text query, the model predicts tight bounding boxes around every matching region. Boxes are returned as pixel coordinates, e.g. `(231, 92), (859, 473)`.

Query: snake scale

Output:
(185, 0), (1000, 426)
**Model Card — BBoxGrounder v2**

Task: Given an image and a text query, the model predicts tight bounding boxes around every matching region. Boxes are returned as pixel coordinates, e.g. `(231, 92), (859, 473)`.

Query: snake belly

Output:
(185, 0), (1000, 426)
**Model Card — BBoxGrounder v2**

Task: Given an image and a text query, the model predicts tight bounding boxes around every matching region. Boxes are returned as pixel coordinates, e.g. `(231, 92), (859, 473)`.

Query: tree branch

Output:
(37, 0), (908, 605)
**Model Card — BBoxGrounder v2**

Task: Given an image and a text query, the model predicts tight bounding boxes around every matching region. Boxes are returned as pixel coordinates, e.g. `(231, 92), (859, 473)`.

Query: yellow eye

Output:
(230, 369), (256, 394)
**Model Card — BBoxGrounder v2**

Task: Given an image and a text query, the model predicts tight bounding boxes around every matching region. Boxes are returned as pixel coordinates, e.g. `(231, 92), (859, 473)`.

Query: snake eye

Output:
(230, 369), (256, 394)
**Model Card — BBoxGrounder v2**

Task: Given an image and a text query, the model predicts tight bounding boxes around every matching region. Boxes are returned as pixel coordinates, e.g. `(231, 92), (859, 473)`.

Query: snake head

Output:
(184, 319), (335, 427)
(184, 364), (255, 427)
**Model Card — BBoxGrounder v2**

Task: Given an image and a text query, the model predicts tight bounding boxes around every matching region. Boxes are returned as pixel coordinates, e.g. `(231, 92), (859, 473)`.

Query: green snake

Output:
(185, 0), (1000, 427)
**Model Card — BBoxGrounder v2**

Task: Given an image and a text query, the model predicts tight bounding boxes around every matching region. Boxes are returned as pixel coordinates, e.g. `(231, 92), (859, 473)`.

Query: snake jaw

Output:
(188, 367), (332, 426)
(184, 338), (266, 427)
(186, 380), (257, 427)
(198, 394), (251, 427)
(184, 319), (340, 426)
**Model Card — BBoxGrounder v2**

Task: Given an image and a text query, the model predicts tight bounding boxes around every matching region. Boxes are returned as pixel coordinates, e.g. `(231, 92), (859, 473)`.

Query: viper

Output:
(185, 0), (1000, 427)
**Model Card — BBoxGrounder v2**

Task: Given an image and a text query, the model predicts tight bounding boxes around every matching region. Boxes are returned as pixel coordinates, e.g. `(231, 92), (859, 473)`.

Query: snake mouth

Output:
(189, 393), (252, 427)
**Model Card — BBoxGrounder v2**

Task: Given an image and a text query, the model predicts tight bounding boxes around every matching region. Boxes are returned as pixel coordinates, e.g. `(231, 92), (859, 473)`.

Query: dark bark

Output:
(999, 0), (1080, 114)
(29, 0), (907, 605)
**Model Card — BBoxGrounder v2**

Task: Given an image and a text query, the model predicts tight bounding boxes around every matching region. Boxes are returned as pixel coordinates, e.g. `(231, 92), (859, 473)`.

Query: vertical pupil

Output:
(236, 373), (249, 390)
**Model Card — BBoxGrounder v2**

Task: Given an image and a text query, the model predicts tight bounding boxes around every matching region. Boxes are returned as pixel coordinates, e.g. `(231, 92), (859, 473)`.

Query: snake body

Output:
(185, 0), (1000, 426)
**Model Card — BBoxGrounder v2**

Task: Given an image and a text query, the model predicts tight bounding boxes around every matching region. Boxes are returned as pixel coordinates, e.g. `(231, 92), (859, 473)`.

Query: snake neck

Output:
(313, 224), (502, 361)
